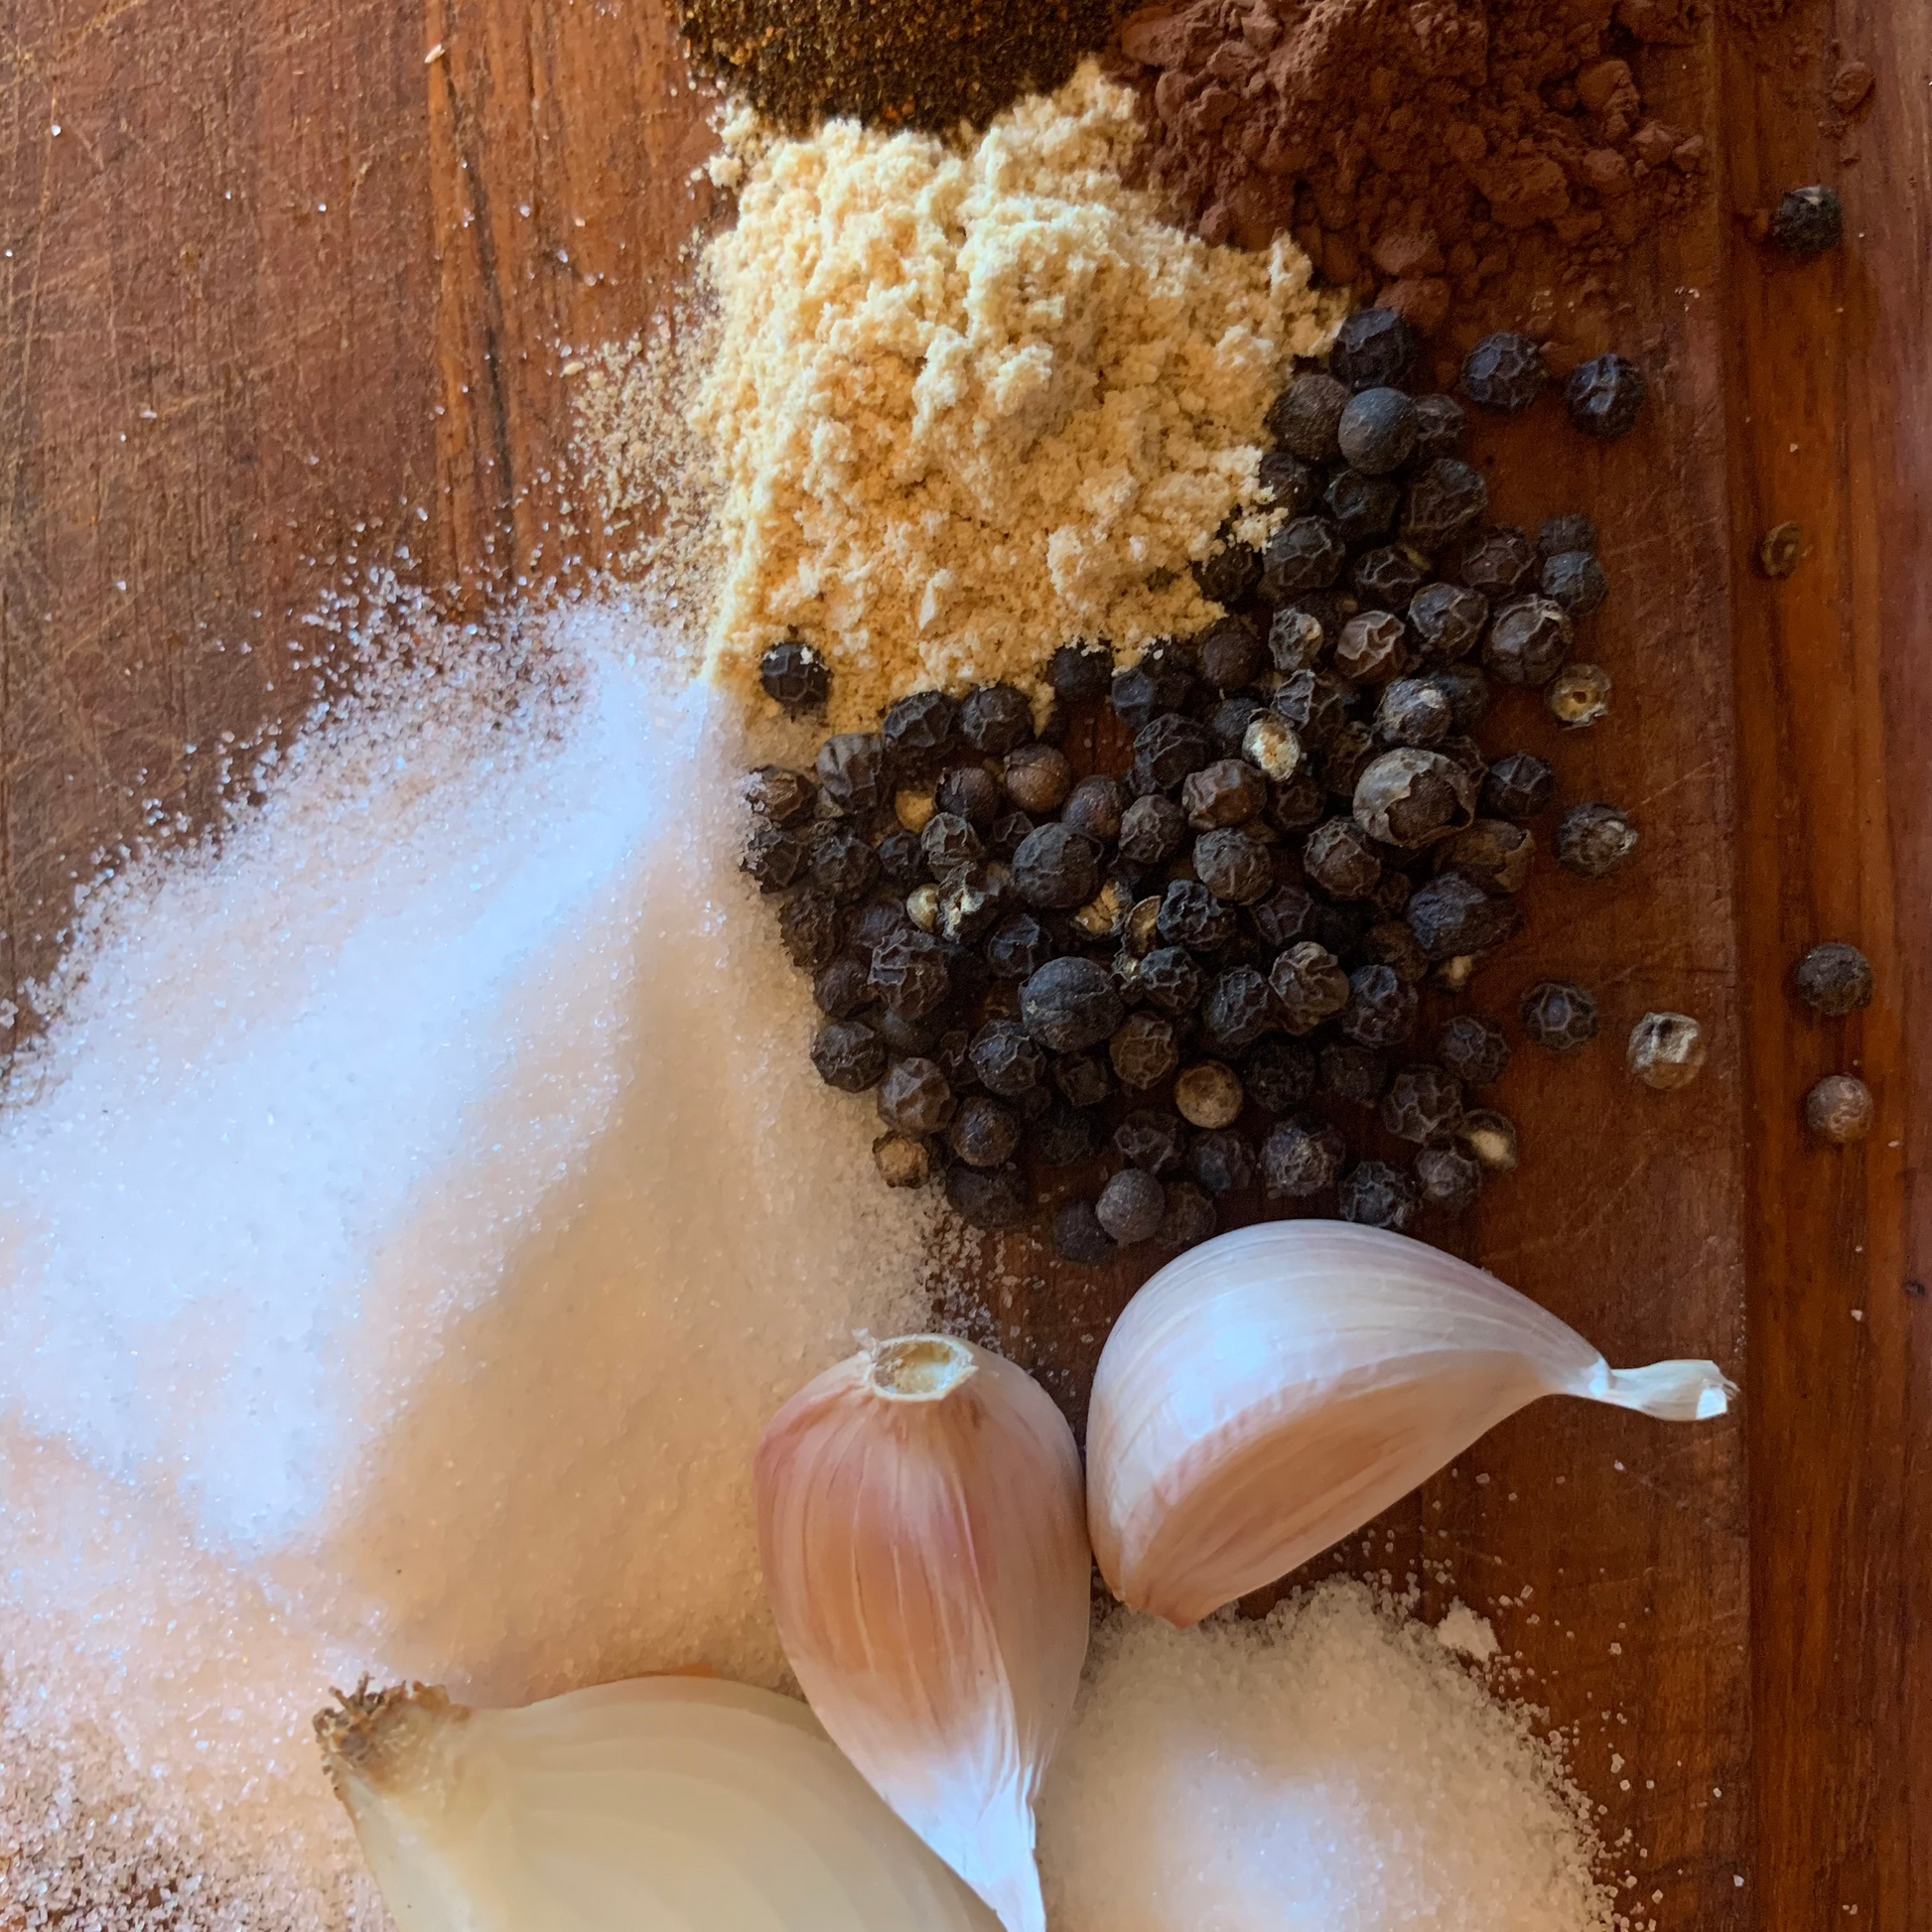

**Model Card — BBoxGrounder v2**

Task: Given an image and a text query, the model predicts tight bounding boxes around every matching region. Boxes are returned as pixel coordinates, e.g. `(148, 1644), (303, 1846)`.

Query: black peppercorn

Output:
(919, 812), (981, 881)
(1481, 751), (1556, 820)
(1188, 1128), (1256, 1195)
(1540, 550), (1608, 620)
(1456, 1107), (1520, 1173)
(1483, 597), (1573, 686)
(1196, 618), (1266, 693)
(1373, 677), (1452, 750)
(876, 1055), (956, 1134)
(882, 690), (958, 766)
(1260, 514), (1349, 603)
(1424, 669), (1492, 737)
(968, 1019), (1044, 1098)
(744, 765), (818, 826)
(1210, 697), (1266, 758)
(1407, 582), (1488, 661)
(1267, 372), (1351, 461)
(809, 825), (883, 901)
(1415, 1144), (1482, 1212)
(1193, 828), (1274, 904)
(1004, 743), (1074, 815)
(1157, 879), (1237, 952)
(743, 822), (808, 891)
(1341, 962), (1419, 1047)
(1368, 870), (1415, 920)
(759, 638), (829, 713)
(1049, 775), (1118, 847)
(1321, 1039), (1390, 1107)
(1032, 1101), (1104, 1167)
(1118, 791), (1188, 866)
(1200, 965), (1278, 1052)
(1111, 645), (1196, 729)
(1139, 945), (1205, 1016)
(1439, 1013), (1511, 1085)
(1339, 1160), (1420, 1231)
(1565, 353), (1648, 440)
(1362, 919), (1430, 985)
(1051, 1197), (1117, 1265)
(1011, 822), (1100, 908)
(1303, 816), (1383, 898)
(1269, 769), (1329, 833)
(779, 891), (847, 971)
(957, 683), (1035, 756)
(1556, 802), (1639, 878)
(982, 910), (1051, 980)
(811, 1019), (887, 1092)
(945, 1163), (1031, 1229)
(1182, 759), (1268, 832)
(1321, 720), (1381, 799)
(1244, 1036), (1318, 1114)
(873, 1132), (933, 1189)
(1261, 1114), (1346, 1196)
(1382, 1062), (1465, 1144)
(1793, 941), (1874, 1016)
(1257, 452), (1318, 519)
(1333, 612), (1411, 687)
(1331, 308), (1418, 390)
(1053, 1049), (1116, 1108)
(814, 954), (876, 1020)
(935, 761), (1002, 827)
(869, 929), (952, 1020)
(1021, 955), (1126, 1052)
(1249, 882), (1315, 951)
(1270, 941), (1352, 1035)
(1772, 185), (1844, 258)
(1353, 748), (1476, 848)
(1097, 1166), (1168, 1245)
(1264, 608), (1324, 678)
(1274, 669), (1357, 751)
(1192, 520), (1264, 605)
(1460, 333), (1547, 414)
(1323, 470), (1403, 546)
(1441, 818), (1534, 894)
(949, 1095), (1023, 1169)
(1352, 544), (1427, 612)
(1337, 386), (1420, 474)
(1159, 1180), (1219, 1251)
(1111, 1011), (1181, 1089)
(1048, 642), (1114, 705)
(1131, 713), (1217, 793)
(1538, 513), (1598, 558)
(816, 733), (890, 812)
(1456, 526), (1537, 598)
(849, 897), (912, 953)
(1411, 392), (1468, 460)
(1401, 459), (1489, 551)
(1114, 1108), (1186, 1174)
(1521, 979), (1598, 1052)
(1404, 871), (1524, 960)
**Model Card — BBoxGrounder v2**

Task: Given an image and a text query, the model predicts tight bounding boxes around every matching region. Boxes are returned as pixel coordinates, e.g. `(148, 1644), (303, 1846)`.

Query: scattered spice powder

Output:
(690, 64), (1343, 733)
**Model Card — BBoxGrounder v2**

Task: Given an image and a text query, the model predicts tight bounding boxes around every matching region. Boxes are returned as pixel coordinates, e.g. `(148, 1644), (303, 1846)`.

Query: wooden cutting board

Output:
(0, 0), (1924, 1922)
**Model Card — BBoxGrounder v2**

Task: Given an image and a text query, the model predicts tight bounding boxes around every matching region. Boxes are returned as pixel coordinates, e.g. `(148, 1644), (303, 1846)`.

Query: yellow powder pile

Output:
(692, 63), (1343, 730)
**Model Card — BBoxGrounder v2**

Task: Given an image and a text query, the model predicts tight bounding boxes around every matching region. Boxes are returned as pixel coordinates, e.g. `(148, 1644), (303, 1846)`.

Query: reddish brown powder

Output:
(1113, 0), (1708, 340)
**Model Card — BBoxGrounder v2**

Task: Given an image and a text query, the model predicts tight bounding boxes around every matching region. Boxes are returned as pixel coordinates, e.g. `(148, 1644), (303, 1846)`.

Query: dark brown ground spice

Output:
(1109, 0), (1709, 340)
(678, 0), (1128, 133)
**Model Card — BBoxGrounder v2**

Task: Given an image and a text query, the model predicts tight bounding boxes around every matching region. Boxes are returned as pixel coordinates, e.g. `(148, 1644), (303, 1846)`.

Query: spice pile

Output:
(742, 308), (1671, 1257)
(692, 65), (1341, 732)
(1113, 0), (1708, 338)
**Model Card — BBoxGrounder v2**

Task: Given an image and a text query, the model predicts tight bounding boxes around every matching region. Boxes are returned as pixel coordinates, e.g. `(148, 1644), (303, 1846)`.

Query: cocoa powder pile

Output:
(1114, 0), (1707, 339)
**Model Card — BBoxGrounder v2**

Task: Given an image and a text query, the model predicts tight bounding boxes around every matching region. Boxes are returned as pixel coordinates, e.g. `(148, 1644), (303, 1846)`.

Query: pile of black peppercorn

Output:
(740, 308), (1645, 1263)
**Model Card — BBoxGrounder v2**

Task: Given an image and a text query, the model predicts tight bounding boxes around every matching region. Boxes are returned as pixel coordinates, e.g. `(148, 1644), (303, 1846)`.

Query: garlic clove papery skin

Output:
(755, 1334), (1090, 1932)
(1087, 1220), (1736, 1630)
(315, 1673), (1000, 1932)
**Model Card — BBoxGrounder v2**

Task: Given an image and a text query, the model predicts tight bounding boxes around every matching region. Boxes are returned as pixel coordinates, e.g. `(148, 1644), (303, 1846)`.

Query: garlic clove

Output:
(1088, 1221), (1735, 1629)
(755, 1334), (1089, 1932)
(316, 1673), (999, 1932)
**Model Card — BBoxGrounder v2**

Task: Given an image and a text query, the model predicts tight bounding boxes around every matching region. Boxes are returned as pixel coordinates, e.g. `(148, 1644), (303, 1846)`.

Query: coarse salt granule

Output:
(0, 604), (938, 1926)
(691, 61), (1343, 730)
(1037, 1580), (1616, 1932)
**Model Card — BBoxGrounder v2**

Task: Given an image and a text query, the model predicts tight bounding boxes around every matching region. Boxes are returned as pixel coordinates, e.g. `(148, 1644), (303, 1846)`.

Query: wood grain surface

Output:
(1, 0), (1925, 1923)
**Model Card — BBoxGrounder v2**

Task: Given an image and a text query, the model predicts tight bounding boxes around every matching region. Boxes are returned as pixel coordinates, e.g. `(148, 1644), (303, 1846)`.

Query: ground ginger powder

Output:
(692, 63), (1343, 729)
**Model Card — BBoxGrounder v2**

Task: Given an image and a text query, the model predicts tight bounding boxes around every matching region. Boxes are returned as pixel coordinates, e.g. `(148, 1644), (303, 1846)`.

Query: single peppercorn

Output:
(875, 1055), (957, 1134)
(1011, 822), (1100, 908)
(934, 762), (1001, 827)
(949, 1095), (1022, 1169)
(1004, 743), (1074, 815)
(1805, 1072), (1873, 1143)
(957, 683), (1035, 756)
(1373, 677), (1451, 750)
(814, 954), (876, 1020)
(1140, 945), (1205, 1015)
(1260, 515), (1348, 601)
(1382, 1063), (1465, 1144)
(1457, 526), (1537, 599)
(1339, 1160), (1420, 1231)
(849, 897), (911, 953)
(1021, 955), (1125, 1052)
(1183, 759), (1268, 831)
(1407, 582), (1488, 661)
(1757, 522), (1805, 579)
(744, 765), (818, 826)
(1334, 611), (1411, 685)
(1540, 550), (1609, 620)
(1243, 711), (1305, 784)
(811, 1019), (887, 1092)
(919, 811), (981, 880)
(1116, 1107), (1187, 1173)
(1460, 333), (1546, 413)
(1337, 386), (1420, 474)
(1267, 607), (1326, 676)
(1111, 1011), (1181, 1089)
(1160, 1179), (1219, 1251)
(1072, 876), (1134, 941)
(968, 1019), (1044, 1098)
(1196, 617), (1266, 693)
(1188, 1128), (1256, 1195)
(1484, 597), (1573, 686)
(1131, 713), (1217, 793)
(815, 733), (890, 812)
(1124, 895), (1164, 954)
(779, 892), (847, 971)
(882, 690), (958, 766)
(1321, 720), (1382, 800)
(1303, 816), (1383, 898)
(1258, 1114), (1344, 1198)
(1403, 870), (1523, 960)
(1048, 642), (1113, 705)
(1097, 1166), (1168, 1244)
(1772, 185), (1844, 257)
(759, 638), (830, 713)
(1249, 881), (1315, 950)
(1441, 818), (1534, 895)
(1054, 1050), (1114, 1108)
(1270, 941), (1352, 1035)
(1341, 963), (1419, 1048)
(1274, 668), (1357, 751)
(1352, 543), (1427, 611)
(1032, 1101), (1104, 1166)
(1415, 1144), (1481, 1212)
(1270, 769), (1328, 832)
(1208, 696), (1264, 758)
(1194, 828), (1274, 904)
(1321, 1039), (1390, 1107)
(1627, 1012), (1708, 1090)
(1111, 650), (1196, 731)
(1049, 1197), (1115, 1266)
(1242, 1037), (1316, 1115)
(1362, 919), (1430, 985)
(1158, 879), (1236, 952)
(743, 822), (808, 891)
(1439, 1013), (1511, 1086)
(983, 910), (1052, 979)
(1556, 802), (1639, 878)
(809, 825), (883, 901)
(1521, 980), (1598, 1053)
(869, 929), (952, 1020)
(1794, 941), (1874, 1016)
(1367, 870), (1415, 921)
(1257, 450), (1317, 513)
(1546, 662), (1612, 728)
(1411, 392), (1467, 459)
(1193, 522), (1264, 606)
(1331, 308), (1418, 390)
(945, 1163), (1031, 1230)
(1456, 1107), (1520, 1173)
(1353, 748), (1476, 848)
(872, 1132), (933, 1189)
(1565, 353), (1648, 439)
(1539, 513), (1598, 558)
(1268, 371), (1350, 460)
(1423, 669), (1491, 736)
(1401, 459), (1489, 550)
(1325, 470), (1402, 547)
(1173, 1059), (1244, 1129)
(1200, 965), (1279, 1052)
(1482, 751), (1556, 820)
(1113, 796), (1183, 872)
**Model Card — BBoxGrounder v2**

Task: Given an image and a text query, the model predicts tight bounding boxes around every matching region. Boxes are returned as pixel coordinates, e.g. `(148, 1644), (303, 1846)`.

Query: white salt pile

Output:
(0, 605), (939, 1926)
(1037, 1581), (1616, 1932)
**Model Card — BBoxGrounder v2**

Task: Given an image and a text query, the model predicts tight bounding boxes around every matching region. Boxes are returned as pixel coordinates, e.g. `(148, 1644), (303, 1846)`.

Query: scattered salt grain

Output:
(0, 604), (940, 1925)
(1038, 1580), (1615, 1932)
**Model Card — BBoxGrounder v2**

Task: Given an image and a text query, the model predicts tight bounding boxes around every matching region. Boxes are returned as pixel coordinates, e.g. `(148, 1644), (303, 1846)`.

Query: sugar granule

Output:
(1037, 1580), (1616, 1932)
(0, 604), (940, 1926)
(690, 61), (1344, 730)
